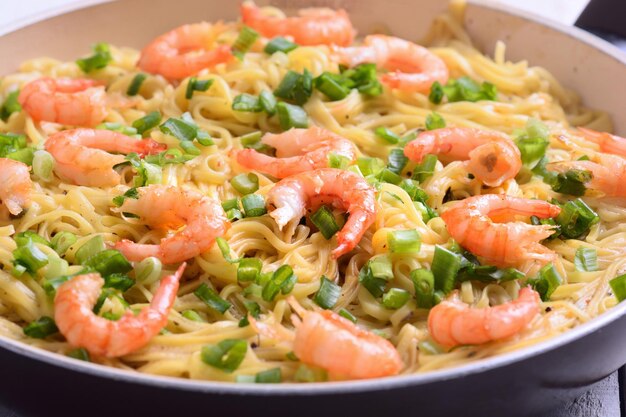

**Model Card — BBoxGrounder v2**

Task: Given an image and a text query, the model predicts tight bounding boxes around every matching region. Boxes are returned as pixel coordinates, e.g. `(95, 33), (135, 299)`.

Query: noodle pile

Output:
(0, 3), (621, 382)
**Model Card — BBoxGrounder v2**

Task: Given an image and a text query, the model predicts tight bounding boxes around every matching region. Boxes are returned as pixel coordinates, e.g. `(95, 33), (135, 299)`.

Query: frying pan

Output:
(0, 1), (625, 416)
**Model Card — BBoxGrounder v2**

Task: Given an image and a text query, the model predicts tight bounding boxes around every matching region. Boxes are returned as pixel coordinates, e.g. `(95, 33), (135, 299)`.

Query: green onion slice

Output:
(201, 339), (248, 372)
(313, 276), (341, 309)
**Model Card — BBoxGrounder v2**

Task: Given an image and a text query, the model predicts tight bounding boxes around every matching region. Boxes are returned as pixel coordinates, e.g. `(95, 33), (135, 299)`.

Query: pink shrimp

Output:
(241, 2), (355, 47)
(332, 35), (448, 93)
(0, 158), (32, 216)
(578, 127), (626, 158)
(114, 185), (229, 264)
(427, 287), (541, 347)
(54, 263), (186, 358)
(549, 153), (626, 198)
(404, 127), (522, 187)
(138, 22), (233, 80)
(249, 297), (402, 379)
(236, 127), (358, 178)
(441, 194), (561, 268)
(266, 168), (376, 258)
(44, 128), (166, 187)
(18, 78), (106, 127)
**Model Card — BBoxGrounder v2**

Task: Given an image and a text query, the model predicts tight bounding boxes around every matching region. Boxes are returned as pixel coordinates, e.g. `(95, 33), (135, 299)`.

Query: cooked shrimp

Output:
(549, 153), (626, 198)
(236, 127), (358, 178)
(241, 2), (355, 46)
(441, 194), (561, 267)
(18, 77), (107, 127)
(138, 22), (233, 80)
(578, 127), (626, 158)
(45, 128), (166, 187)
(332, 35), (448, 93)
(54, 263), (186, 358)
(405, 127), (522, 187)
(0, 158), (32, 216)
(114, 185), (228, 264)
(266, 168), (376, 258)
(249, 297), (403, 379)
(428, 287), (541, 347)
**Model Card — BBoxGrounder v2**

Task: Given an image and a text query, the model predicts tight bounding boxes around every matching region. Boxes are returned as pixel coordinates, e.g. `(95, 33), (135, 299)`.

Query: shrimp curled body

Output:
(404, 127), (522, 187)
(266, 168), (376, 258)
(241, 2), (355, 46)
(289, 298), (402, 379)
(45, 128), (166, 187)
(54, 263), (186, 358)
(428, 287), (541, 347)
(236, 127), (358, 178)
(0, 158), (32, 216)
(138, 23), (233, 80)
(441, 194), (561, 267)
(332, 35), (448, 93)
(18, 78), (106, 127)
(114, 185), (229, 264)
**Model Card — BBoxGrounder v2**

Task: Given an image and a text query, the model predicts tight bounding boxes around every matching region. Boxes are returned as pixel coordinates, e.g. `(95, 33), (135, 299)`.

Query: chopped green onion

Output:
(428, 81), (444, 104)
(274, 70), (313, 106)
(412, 154), (438, 183)
(432, 245), (462, 294)
(328, 152), (351, 169)
(96, 122), (138, 136)
(514, 119), (550, 168)
(425, 112), (446, 130)
(238, 258), (262, 282)
(83, 249), (132, 276)
(76, 42), (112, 73)
(67, 348), (91, 362)
(456, 264), (525, 283)
(0, 133), (27, 159)
(551, 169), (591, 197)
(388, 230), (421, 254)
(50, 232), (77, 256)
(411, 269), (435, 308)
(232, 26), (259, 58)
(15, 231), (50, 248)
(215, 237), (241, 264)
(232, 93), (263, 112)
(74, 236), (105, 265)
(112, 187), (139, 207)
(194, 283), (231, 314)
(185, 77), (213, 99)
(255, 367), (281, 383)
(609, 274), (626, 302)
(358, 262), (386, 298)
(375, 127), (400, 144)
(196, 130), (214, 147)
(315, 72), (351, 101)
(387, 148), (408, 174)
(132, 111), (162, 136)
(134, 257), (162, 285)
(259, 90), (277, 115)
(262, 265), (297, 301)
(377, 168), (402, 185)
(179, 140), (201, 155)
(276, 102), (308, 130)
(555, 198), (599, 239)
(310, 206), (340, 239)
(430, 76), (498, 104)
(294, 364), (328, 382)
(230, 173), (259, 195)
(181, 309), (204, 322)
(222, 198), (240, 212)
(313, 276), (341, 309)
(92, 288), (114, 314)
(418, 340), (444, 355)
(31, 150), (55, 182)
(103, 273), (134, 292)
(264, 37), (298, 54)
(0, 90), (21, 121)
(5, 147), (33, 165)
(127, 73), (147, 96)
(369, 255), (394, 280)
(238, 299), (261, 327)
(23, 316), (58, 339)
(338, 308), (357, 323)
(340, 63), (382, 96)
(530, 264), (562, 301)
(201, 339), (248, 372)
(240, 131), (274, 155)
(241, 194), (267, 217)
(574, 247), (598, 272)
(13, 239), (48, 274)
(382, 288), (410, 309)
(160, 117), (197, 142)
(357, 157), (385, 177)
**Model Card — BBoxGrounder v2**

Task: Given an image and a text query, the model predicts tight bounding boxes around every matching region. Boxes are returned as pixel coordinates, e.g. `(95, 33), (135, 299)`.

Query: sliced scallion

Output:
(241, 194), (267, 217)
(388, 230), (421, 254)
(127, 73), (147, 96)
(201, 339), (248, 372)
(194, 283), (231, 314)
(381, 288), (410, 309)
(264, 37), (298, 54)
(237, 258), (262, 282)
(310, 206), (340, 239)
(411, 268), (435, 308)
(610, 274), (626, 302)
(23, 316), (58, 339)
(431, 245), (462, 294)
(132, 111), (162, 136)
(313, 276), (341, 309)
(574, 247), (598, 272)
(276, 102), (308, 130)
